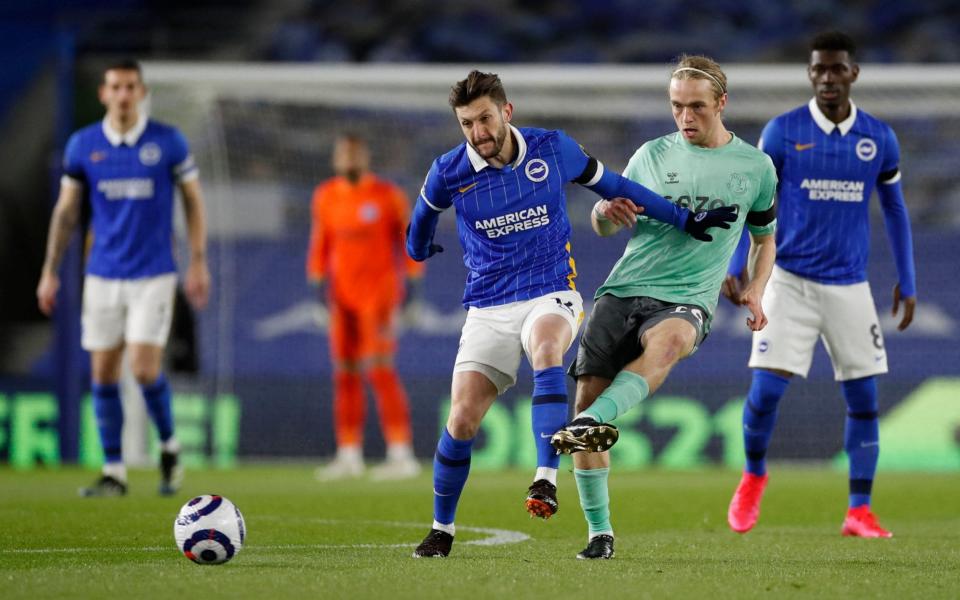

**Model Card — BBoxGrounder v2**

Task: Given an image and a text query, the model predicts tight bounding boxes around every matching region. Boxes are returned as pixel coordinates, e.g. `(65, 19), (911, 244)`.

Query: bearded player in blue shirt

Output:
(724, 32), (917, 538)
(37, 60), (210, 497)
(407, 70), (737, 558)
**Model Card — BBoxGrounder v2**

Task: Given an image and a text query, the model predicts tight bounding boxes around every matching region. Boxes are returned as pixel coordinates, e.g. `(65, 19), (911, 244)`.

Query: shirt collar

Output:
(102, 113), (148, 147)
(466, 124), (527, 172)
(808, 97), (857, 136)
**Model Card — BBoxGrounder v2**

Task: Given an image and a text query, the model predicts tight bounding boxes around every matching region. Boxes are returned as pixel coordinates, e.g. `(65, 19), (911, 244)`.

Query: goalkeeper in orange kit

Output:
(307, 134), (424, 480)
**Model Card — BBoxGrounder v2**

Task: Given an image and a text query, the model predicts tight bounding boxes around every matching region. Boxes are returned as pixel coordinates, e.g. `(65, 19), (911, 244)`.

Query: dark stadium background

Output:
(1, 0), (958, 470)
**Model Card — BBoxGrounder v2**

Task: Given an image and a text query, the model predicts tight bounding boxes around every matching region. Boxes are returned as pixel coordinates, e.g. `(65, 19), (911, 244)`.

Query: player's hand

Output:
(596, 197), (644, 227)
(185, 260), (210, 311)
(892, 283), (916, 331)
(405, 224), (443, 261)
(683, 206), (737, 242)
(36, 271), (60, 316)
(721, 268), (749, 305)
(738, 282), (768, 332)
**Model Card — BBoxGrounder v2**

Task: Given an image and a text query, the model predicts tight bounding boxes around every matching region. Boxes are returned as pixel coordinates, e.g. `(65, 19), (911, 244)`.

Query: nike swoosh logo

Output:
(539, 433), (554, 439)
(794, 143), (815, 151)
(860, 441), (879, 448)
(458, 182), (478, 193)
(433, 489), (455, 497)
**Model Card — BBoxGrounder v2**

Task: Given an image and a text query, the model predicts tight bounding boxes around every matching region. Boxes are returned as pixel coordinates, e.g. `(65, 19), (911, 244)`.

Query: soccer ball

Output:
(173, 494), (246, 565)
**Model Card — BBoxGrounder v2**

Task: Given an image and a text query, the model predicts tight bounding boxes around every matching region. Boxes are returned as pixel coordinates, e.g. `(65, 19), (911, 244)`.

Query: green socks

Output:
(574, 467), (612, 537)
(579, 371), (650, 423)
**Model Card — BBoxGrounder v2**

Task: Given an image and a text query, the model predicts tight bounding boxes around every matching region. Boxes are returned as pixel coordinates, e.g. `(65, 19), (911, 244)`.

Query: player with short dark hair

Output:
(550, 54), (778, 560)
(37, 59), (210, 497)
(724, 31), (917, 538)
(408, 70), (737, 558)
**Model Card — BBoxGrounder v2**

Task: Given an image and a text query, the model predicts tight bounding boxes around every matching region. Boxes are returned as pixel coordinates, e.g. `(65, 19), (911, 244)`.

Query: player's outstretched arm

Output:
(179, 179), (210, 310)
(555, 131), (734, 241)
(591, 198), (644, 236)
(737, 232), (776, 331)
(37, 182), (83, 316)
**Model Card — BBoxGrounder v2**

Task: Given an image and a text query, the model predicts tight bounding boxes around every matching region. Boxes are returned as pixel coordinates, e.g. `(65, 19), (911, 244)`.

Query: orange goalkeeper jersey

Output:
(307, 173), (423, 310)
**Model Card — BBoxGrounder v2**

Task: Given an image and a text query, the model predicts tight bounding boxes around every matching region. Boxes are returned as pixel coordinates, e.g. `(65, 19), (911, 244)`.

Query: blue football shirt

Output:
(759, 99), (901, 285)
(419, 126), (590, 308)
(62, 115), (198, 279)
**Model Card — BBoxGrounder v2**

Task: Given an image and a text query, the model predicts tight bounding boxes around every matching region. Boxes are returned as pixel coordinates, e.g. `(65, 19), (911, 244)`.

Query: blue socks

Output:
(141, 374), (174, 443)
(532, 367), (567, 479)
(433, 428), (475, 532)
(92, 383), (124, 463)
(842, 376), (879, 508)
(742, 370), (790, 476)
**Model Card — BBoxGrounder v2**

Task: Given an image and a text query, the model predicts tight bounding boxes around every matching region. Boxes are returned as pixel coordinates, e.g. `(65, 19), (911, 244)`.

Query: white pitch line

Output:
(1, 520), (530, 554)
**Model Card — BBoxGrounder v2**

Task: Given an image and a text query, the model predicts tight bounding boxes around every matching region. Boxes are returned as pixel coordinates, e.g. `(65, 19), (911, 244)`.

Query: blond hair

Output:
(671, 54), (727, 101)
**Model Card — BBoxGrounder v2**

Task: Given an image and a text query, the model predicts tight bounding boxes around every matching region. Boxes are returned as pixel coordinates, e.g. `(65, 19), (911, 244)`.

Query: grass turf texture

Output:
(1, 466), (958, 599)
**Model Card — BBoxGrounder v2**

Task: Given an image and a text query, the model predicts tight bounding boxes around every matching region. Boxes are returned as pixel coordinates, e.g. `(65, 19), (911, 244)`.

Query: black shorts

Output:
(568, 295), (709, 380)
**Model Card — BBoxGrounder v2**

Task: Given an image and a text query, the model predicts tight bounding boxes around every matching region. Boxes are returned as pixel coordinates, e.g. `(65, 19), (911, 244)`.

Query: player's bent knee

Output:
(446, 412), (482, 440)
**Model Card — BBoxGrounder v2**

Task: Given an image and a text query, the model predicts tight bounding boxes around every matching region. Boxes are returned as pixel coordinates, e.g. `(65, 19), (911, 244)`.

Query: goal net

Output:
(141, 62), (960, 468)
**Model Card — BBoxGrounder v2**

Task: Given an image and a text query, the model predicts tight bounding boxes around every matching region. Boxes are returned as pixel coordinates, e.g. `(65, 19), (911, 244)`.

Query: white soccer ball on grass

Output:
(173, 494), (246, 565)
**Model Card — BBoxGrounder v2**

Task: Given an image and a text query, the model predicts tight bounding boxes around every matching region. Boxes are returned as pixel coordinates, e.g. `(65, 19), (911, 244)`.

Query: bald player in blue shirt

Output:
(37, 59), (210, 497)
(724, 32), (917, 539)
(408, 70), (738, 558)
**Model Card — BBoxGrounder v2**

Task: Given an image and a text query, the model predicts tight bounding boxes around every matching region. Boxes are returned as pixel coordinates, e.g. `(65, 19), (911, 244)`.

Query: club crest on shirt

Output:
(855, 138), (877, 161)
(525, 159), (549, 182)
(139, 142), (162, 166)
(665, 172), (679, 184)
(726, 172), (748, 195)
(359, 202), (380, 222)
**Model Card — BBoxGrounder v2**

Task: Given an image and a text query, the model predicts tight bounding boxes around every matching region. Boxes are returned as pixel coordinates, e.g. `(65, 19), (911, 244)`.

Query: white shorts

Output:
(81, 273), (178, 351)
(454, 290), (584, 394)
(749, 266), (887, 381)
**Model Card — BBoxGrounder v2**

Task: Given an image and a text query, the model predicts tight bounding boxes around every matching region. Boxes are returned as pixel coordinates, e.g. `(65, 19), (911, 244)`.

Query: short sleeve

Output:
(554, 129), (590, 182)
(757, 117), (785, 174)
(62, 132), (85, 185)
(747, 156), (778, 236)
(169, 128), (198, 183)
(880, 125), (901, 175)
(419, 159), (452, 211)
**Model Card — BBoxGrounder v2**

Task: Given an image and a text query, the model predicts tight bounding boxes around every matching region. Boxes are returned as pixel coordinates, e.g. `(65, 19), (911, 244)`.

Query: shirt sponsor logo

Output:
(97, 178), (154, 200)
(474, 204), (550, 238)
(800, 178), (865, 202)
(794, 142), (815, 151)
(525, 158), (549, 183)
(139, 142), (162, 166)
(855, 138), (877, 161)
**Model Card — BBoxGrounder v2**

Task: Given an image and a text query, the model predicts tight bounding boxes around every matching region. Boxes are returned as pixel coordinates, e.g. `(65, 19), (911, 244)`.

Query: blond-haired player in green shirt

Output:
(551, 55), (778, 559)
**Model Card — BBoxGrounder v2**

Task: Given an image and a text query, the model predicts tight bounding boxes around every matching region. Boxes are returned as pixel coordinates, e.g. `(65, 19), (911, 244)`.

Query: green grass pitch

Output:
(1, 466), (958, 598)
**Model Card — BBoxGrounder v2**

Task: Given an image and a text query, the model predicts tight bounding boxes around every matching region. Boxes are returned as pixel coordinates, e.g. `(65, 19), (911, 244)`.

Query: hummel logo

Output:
(794, 142), (815, 151)
(458, 182), (479, 193)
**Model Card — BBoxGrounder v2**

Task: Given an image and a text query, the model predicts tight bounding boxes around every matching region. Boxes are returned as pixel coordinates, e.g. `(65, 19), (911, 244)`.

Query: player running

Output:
(36, 59), (209, 497)
(408, 70), (736, 558)
(307, 134), (423, 481)
(550, 55), (778, 559)
(724, 31), (916, 538)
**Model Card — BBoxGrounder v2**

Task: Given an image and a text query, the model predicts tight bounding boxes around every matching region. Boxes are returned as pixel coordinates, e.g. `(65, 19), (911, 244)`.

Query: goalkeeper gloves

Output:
(683, 205), (738, 242)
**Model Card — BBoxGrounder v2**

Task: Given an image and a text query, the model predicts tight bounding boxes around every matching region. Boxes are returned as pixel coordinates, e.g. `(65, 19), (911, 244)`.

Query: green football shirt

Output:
(595, 132), (777, 327)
